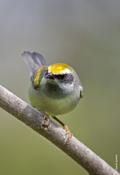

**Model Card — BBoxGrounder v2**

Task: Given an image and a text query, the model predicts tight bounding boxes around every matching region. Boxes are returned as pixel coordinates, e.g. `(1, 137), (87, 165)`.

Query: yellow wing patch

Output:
(48, 63), (69, 75)
(33, 66), (46, 89)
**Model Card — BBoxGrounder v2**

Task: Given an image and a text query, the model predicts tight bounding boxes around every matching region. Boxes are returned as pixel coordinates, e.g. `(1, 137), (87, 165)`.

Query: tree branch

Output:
(0, 85), (119, 175)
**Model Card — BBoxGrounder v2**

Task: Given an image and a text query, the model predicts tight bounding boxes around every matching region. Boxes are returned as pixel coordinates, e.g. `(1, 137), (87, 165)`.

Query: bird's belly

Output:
(29, 86), (80, 115)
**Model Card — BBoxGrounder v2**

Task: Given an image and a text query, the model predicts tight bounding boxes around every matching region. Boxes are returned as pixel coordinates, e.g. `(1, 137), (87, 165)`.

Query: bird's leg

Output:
(41, 114), (50, 129)
(52, 116), (65, 126)
(52, 116), (72, 142)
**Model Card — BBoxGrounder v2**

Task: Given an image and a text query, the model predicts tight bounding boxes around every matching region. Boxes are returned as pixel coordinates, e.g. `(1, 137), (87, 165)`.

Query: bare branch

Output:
(0, 85), (119, 175)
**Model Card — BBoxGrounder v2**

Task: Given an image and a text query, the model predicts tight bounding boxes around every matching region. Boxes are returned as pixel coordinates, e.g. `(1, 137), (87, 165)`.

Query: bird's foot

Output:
(41, 114), (50, 130)
(52, 116), (72, 144)
(64, 125), (72, 144)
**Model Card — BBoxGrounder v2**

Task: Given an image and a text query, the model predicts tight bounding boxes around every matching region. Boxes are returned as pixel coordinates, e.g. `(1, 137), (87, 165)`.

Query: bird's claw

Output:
(41, 115), (50, 130)
(64, 125), (72, 144)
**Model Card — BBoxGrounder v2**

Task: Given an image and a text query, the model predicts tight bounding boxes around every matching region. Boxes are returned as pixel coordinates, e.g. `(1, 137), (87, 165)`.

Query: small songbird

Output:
(22, 51), (83, 131)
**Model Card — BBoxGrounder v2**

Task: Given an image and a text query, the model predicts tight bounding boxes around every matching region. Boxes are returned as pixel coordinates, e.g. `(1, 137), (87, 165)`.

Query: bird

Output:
(22, 51), (83, 138)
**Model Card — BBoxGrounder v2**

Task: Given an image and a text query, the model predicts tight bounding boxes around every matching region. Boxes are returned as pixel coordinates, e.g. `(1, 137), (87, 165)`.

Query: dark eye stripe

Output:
(54, 74), (66, 79)
(55, 73), (74, 83)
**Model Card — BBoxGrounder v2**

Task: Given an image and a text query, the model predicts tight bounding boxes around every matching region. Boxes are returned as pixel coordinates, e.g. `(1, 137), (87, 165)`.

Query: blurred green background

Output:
(0, 0), (120, 174)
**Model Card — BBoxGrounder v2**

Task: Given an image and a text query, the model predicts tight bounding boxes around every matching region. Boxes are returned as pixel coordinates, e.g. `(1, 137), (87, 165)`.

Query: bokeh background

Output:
(0, 0), (120, 174)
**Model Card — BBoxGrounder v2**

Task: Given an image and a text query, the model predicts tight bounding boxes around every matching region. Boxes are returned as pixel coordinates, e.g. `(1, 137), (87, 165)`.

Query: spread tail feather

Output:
(22, 51), (46, 74)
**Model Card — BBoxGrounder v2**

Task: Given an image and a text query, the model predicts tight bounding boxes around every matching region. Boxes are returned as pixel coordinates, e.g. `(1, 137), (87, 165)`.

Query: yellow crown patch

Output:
(48, 63), (69, 75)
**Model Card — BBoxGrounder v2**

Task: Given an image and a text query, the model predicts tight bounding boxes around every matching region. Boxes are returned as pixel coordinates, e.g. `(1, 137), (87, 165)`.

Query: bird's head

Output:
(45, 63), (74, 86)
